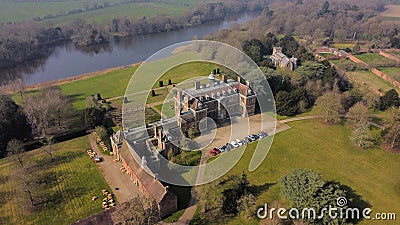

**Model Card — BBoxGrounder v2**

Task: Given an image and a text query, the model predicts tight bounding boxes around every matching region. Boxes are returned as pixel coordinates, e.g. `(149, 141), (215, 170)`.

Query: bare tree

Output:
(7, 139), (25, 167)
(22, 85), (72, 138)
(13, 165), (38, 208)
(197, 180), (223, 220)
(347, 102), (369, 127)
(112, 195), (160, 225)
(16, 78), (25, 100)
(237, 193), (257, 219)
(384, 107), (400, 150)
(42, 135), (55, 161)
(315, 91), (344, 125)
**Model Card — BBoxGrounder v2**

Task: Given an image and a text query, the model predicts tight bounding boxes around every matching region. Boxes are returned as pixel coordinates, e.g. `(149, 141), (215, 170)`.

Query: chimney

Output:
(237, 76), (242, 83)
(222, 74), (227, 83)
(153, 124), (157, 138)
(176, 90), (182, 102)
(195, 80), (200, 90)
(141, 156), (147, 169)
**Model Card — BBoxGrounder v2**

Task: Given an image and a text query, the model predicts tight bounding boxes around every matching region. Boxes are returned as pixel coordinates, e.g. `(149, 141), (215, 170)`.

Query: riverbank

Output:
(3, 62), (141, 94)
(0, 10), (260, 86)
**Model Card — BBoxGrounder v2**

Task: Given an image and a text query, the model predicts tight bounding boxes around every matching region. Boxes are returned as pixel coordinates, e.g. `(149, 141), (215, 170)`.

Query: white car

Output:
(235, 139), (243, 146)
(230, 140), (239, 148)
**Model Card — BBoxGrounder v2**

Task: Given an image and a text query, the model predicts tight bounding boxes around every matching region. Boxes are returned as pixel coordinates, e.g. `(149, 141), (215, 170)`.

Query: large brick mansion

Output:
(110, 72), (258, 217)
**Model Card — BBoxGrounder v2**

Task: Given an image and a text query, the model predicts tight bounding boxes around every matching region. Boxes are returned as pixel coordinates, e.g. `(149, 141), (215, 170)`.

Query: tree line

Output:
(0, 0), (270, 70)
(207, 0), (399, 50)
(0, 86), (114, 159)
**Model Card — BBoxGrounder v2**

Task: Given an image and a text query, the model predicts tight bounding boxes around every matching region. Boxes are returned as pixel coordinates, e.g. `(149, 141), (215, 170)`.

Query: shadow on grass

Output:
(33, 151), (84, 170)
(34, 186), (87, 211)
(333, 182), (371, 224)
(250, 182), (276, 197)
(68, 93), (86, 104)
(0, 189), (13, 208)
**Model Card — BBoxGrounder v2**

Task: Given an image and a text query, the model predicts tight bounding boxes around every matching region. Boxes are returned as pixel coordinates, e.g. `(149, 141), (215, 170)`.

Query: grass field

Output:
(45, 2), (189, 25)
(378, 67), (400, 82)
(346, 69), (399, 93)
(381, 5), (400, 18)
(59, 66), (137, 110)
(152, 61), (231, 89)
(330, 43), (355, 49)
(0, 136), (112, 225)
(145, 107), (161, 124)
(0, 0), (203, 24)
(195, 120), (400, 225)
(355, 53), (394, 65)
(58, 61), (225, 110)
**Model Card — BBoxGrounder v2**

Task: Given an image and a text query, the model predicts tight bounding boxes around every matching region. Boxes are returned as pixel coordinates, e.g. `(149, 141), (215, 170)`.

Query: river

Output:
(0, 12), (259, 86)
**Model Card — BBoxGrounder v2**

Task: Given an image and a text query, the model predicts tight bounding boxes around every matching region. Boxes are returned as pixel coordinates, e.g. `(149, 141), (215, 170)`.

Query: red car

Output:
(209, 148), (220, 156)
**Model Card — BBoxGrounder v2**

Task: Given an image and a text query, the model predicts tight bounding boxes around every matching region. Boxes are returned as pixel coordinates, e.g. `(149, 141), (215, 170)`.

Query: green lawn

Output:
(145, 107), (161, 124)
(155, 101), (175, 118)
(153, 61), (231, 89)
(0, 0), (202, 24)
(318, 52), (336, 58)
(330, 43), (355, 49)
(355, 53), (394, 65)
(378, 67), (400, 82)
(0, 136), (112, 225)
(346, 69), (399, 93)
(13, 61), (227, 113)
(59, 66), (137, 110)
(44, 2), (189, 25)
(196, 120), (400, 225)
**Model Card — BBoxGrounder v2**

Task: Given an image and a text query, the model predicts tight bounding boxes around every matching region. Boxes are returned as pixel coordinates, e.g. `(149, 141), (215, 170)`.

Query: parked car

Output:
(225, 143), (233, 151)
(210, 148), (220, 156)
(93, 155), (102, 163)
(218, 146), (226, 152)
(248, 134), (258, 141)
(230, 140), (239, 148)
(236, 139), (243, 146)
(257, 131), (268, 139)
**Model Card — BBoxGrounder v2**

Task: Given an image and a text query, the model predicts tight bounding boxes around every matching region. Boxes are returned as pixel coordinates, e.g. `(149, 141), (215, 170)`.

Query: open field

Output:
(355, 53), (394, 65)
(379, 67), (400, 82)
(152, 61), (232, 89)
(330, 43), (355, 49)
(0, 0), (204, 24)
(59, 66), (137, 110)
(381, 5), (400, 18)
(45, 2), (189, 25)
(346, 69), (399, 93)
(0, 137), (112, 225)
(193, 120), (400, 224)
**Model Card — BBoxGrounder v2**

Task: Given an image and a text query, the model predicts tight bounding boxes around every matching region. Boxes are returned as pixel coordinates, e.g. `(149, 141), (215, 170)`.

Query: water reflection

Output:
(0, 58), (47, 86)
(0, 11), (259, 86)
